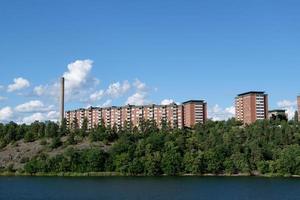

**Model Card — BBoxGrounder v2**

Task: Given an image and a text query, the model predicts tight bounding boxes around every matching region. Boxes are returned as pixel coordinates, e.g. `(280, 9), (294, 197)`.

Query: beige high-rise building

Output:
(65, 100), (207, 129)
(235, 91), (268, 124)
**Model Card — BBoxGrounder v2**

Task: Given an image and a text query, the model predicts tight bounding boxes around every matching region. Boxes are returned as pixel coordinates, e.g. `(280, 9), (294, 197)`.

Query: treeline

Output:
(0, 120), (67, 149)
(1, 118), (300, 176)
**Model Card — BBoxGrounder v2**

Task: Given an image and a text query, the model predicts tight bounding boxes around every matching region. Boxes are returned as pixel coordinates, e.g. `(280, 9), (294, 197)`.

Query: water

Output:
(0, 176), (300, 200)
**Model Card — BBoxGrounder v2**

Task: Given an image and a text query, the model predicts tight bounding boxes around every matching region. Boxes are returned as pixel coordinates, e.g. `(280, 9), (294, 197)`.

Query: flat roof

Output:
(237, 91), (266, 97)
(269, 109), (286, 112)
(66, 100), (207, 113)
(182, 100), (205, 104)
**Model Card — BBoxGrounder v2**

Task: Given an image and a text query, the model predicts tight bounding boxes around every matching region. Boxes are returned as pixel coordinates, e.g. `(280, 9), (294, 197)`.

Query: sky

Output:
(0, 0), (300, 123)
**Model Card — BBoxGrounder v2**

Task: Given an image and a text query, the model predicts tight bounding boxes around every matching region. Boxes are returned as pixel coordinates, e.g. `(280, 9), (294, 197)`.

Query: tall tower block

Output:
(60, 77), (65, 124)
(235, 91), (268, 124)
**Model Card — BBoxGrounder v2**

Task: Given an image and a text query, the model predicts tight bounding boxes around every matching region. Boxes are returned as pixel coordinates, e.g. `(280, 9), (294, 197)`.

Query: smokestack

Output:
(60, 77), (65, 125)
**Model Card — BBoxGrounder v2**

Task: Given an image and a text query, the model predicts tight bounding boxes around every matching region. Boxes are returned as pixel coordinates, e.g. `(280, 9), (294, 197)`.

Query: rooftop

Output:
(269, 109), (286, 113)
(182, 100), (205, 104)
(237, 91), (266, 97)
(66, 100), (206, 113)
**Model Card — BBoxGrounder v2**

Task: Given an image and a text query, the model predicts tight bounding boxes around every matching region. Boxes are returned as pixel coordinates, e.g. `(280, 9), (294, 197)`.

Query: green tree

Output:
(114, 153), (131, 174)
(183, 151), (204, 174)
(161, 142), (182, 175)
(24, 131), (36, 142)
(50, 137), (62, 149)
(276, 145), (300, 175)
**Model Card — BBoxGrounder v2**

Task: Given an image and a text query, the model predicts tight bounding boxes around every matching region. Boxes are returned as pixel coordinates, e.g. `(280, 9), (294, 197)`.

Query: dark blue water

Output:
(0, 176), (300, 200)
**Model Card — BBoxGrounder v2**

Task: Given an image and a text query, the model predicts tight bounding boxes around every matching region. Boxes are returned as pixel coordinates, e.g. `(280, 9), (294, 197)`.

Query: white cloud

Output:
(0, 96), (7, 101)
(33, 85), (46, 96)
(277, 100), (297, 120)
(106, 81), (130, 98)
(7, 77), (30, 92)
(101, 99), (112, 107)
(0, 107), (14, 121)
(30, 59), (95, 103)
(63, 59), (93, 91)
(15, 100), (53, 113)
(208, 104), (235, 121)
(21, 113), (45, 124)
(21, 111), (59, 124)
(133, 79), (146, 91)
(126, 92), (148, 105)
(90, 90), (104, 102)
(277, 100), (296, 108)
(46, 111), (59, 120)
(126, 79), (150, 105)
(161, 99), (175, 105)
(93, 78), (100, 86)
(225, 106), (235, 115)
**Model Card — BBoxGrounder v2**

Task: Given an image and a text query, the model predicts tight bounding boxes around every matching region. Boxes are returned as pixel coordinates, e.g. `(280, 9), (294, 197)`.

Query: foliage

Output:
(1, 118), (300, 176)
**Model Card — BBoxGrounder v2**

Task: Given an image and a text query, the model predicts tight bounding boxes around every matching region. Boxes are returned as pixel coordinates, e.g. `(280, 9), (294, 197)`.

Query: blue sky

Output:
(0, 0), (300, 123)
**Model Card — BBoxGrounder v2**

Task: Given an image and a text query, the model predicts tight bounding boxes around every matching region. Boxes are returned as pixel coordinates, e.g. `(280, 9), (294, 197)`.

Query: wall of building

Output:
(65, 100), (207, 129)
(235, 92), (268, 124)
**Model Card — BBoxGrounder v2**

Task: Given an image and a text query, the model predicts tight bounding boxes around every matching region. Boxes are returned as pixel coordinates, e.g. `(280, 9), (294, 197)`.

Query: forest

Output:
(1, 118), (300, 176)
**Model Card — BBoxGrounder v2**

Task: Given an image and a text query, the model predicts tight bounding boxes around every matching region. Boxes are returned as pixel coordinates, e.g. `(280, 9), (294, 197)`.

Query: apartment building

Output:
(65, 100), (207, 129)
(235, 91), (268, 124)
(183, 100), (207, 127)
(268, 109), (287, 120)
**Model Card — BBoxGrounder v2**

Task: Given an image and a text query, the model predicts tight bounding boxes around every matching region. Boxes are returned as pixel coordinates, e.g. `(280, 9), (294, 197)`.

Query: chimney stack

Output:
(60, 77), (65, 124)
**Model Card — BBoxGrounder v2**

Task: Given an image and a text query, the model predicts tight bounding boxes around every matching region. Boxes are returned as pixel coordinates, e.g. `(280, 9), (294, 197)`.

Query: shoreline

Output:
(1, 172), (299, 178)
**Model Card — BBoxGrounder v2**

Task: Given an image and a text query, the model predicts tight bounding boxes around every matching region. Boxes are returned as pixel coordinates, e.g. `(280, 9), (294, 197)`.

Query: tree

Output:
(144, 151), (162, 176)
(3, 117), (300, 176)
(50, 137), (62, 149)
(161, 142), (182, 175)
(24, 131), (36, 142)
(183, 151), (204, 174)
(114, 153), (131, 174)
(66, 132), (76, 145)
(59, 118), (69, 136)
(80, 118), (88, 137)
(276, 145), (300, 175)
(45, 122), (59, 137)
(203, 149), (223, 174)
(86, 149), (107, 172)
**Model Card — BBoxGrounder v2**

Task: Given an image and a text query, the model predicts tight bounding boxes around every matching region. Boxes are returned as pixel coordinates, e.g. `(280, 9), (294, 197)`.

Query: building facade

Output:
(268, 109), (287, 120)
(235, 91), (268, 124)
(65, 100), (207, 129)
(182, 100), (207, 128)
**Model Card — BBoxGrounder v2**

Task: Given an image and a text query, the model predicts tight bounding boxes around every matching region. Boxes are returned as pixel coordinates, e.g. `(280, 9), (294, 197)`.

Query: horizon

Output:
(0, 0), (300, 124)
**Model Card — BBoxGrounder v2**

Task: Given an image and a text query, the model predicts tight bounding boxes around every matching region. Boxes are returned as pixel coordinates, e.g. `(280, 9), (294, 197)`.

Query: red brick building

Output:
(65, 100), (207, 129)
(235, 91), (268, 124)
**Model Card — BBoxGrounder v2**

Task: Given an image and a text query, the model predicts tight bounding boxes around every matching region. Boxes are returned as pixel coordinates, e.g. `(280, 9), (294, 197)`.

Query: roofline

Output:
(65, 100), (207, 113)
(182, 100), (205, 104)
(237, 91), (266, 97)
(268, 109), (286, 112)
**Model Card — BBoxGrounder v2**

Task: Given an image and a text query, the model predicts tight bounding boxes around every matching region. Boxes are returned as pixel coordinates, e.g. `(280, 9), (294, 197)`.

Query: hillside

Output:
(1, 119), (300, 176)
(0, 136), (111, 171)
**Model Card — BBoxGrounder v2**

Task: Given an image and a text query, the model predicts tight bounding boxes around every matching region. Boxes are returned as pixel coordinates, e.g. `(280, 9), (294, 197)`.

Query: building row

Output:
(65, 92), (300, 129)
(65, 100), (207, 129)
